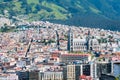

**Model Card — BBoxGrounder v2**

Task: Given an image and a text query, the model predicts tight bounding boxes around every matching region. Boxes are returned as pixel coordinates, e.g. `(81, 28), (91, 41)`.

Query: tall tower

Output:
(55, 30), (60, 50)
(67, 28), (73, 52)
(86, 30), (91, 51)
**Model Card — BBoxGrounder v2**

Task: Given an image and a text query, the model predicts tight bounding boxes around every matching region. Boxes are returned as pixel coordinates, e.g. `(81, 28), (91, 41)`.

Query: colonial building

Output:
(67, 29), (100, 52)
(60, 54), (91, 64)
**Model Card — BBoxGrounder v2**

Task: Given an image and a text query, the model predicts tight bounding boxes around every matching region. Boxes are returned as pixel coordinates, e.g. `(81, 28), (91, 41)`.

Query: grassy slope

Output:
(0, 0), (120, 30)
(41, 1), (67, 19)
(27, 0), (39, 4)
(0, 0), (103, 20)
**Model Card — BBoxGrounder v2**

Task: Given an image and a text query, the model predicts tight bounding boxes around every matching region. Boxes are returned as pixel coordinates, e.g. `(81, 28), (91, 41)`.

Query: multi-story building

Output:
(17, 70), (41, 80)
(63, 64), (99, 80)
(97, 62), (112, 77)
(60, 54), (91, 64)
(17, 71), (29, 80)
(29, 71), (39, 80)
(111, 60), (120, 77)
(39, 71), (63, 80)
(63, 64), (81, 80)
(81, 64), (99, 80)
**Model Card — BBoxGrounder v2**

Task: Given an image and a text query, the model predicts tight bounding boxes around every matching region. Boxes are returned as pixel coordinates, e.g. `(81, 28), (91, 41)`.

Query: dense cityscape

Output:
(0, 19), (120, 80)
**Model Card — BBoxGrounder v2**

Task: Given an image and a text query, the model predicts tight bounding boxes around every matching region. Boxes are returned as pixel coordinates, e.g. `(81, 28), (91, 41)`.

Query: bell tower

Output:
(67, 28), (73, 52)
(86, 30), (91, 51)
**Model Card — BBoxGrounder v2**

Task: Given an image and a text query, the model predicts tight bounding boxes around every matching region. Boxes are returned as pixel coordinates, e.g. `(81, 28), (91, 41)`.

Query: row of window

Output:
(41, 74), (63, 79)
(73, 46), (86, 50)
(73, 42), (86, 46)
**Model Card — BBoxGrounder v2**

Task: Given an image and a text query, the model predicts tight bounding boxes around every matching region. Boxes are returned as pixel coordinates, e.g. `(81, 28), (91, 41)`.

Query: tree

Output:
(0, 26), (9, 32)
(35, 4), (41, 11)
(25, 5), (32, 14)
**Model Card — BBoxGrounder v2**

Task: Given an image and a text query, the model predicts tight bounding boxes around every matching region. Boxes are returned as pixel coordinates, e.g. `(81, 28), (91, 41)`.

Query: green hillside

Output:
(0, 0), (120, 30)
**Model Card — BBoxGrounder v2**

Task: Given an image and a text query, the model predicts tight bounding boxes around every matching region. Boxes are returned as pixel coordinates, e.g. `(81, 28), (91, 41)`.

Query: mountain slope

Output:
(0, 0), (120, 31)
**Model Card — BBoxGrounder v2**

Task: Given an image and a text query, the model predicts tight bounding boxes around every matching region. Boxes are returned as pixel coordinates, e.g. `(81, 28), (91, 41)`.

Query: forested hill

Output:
(0, 0), (120, 31)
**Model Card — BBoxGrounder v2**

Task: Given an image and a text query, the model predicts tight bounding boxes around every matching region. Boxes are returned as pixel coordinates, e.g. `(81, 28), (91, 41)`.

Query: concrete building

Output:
(99, 74), (115, 80)
(29, 71), (39, 80)
(97, 62), (112, 77)
(39, 71), (63, 80)
(17, 70), (39, 80)
(111, 61), (120, 77)
(17, 71), (29, 80)
(63, 64), (81, 80)
(63, 64), (98, 80)
(81, 64), (99, 80)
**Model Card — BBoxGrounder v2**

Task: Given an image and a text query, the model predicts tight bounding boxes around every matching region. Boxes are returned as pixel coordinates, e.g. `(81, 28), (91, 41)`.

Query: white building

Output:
(0, 18), (11, 27)
(0, 74), (18, 80)
(39, 71), (63, 80)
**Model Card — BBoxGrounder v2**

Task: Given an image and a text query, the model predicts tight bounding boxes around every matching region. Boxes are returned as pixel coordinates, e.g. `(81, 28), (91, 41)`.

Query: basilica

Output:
(67, 29), (100, 52)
